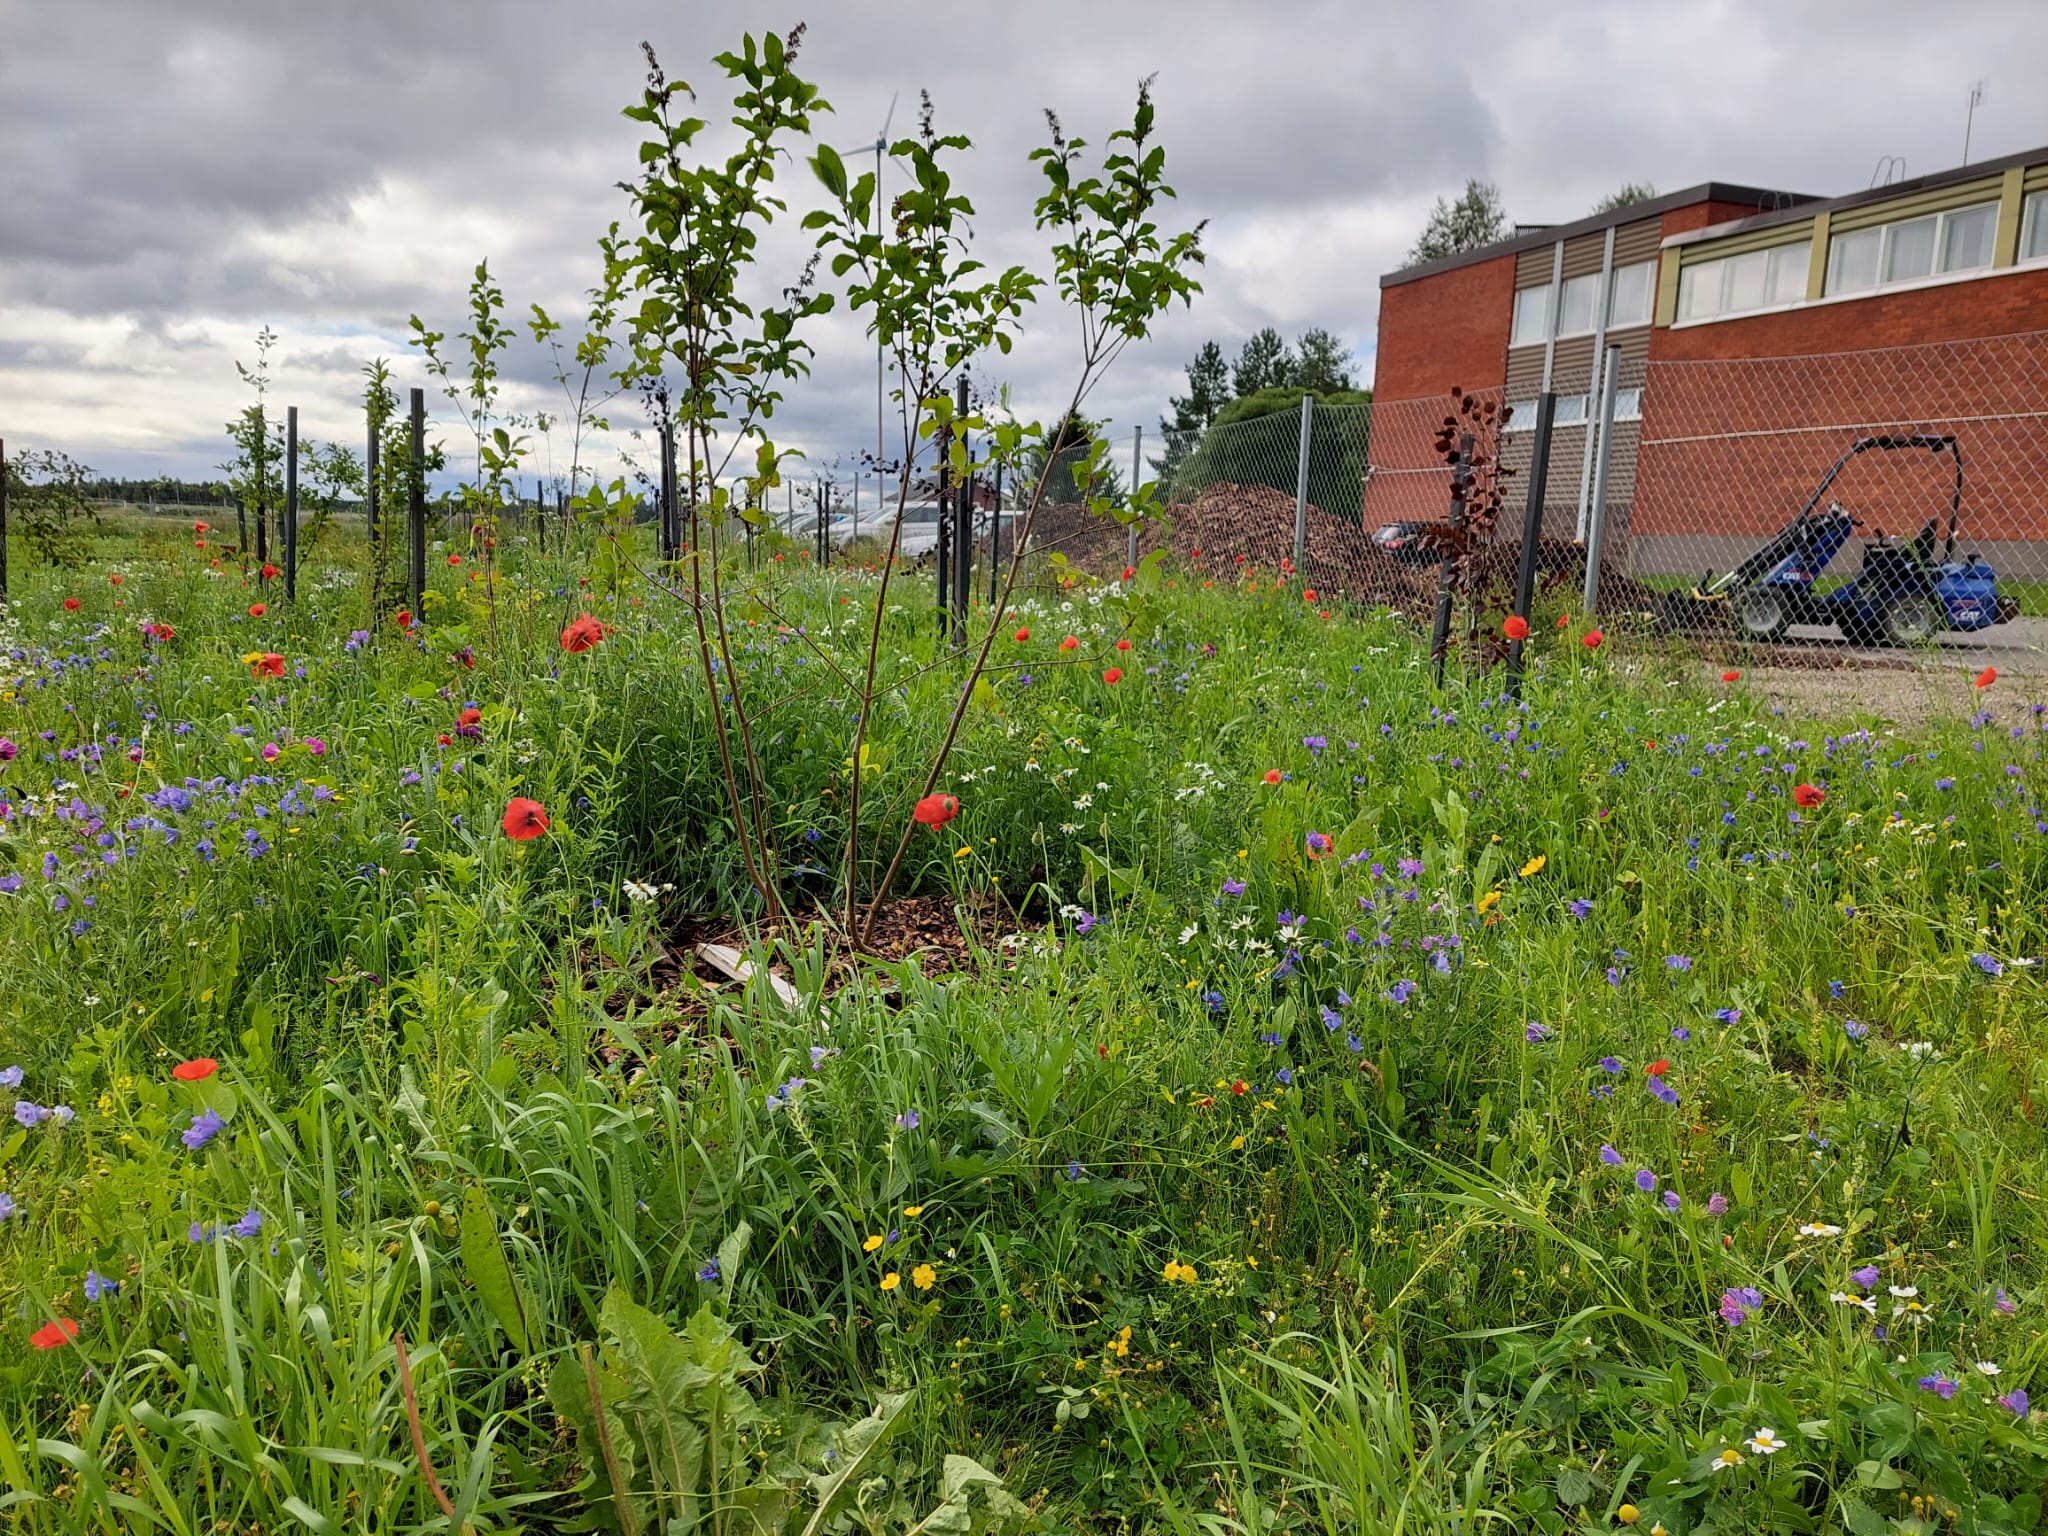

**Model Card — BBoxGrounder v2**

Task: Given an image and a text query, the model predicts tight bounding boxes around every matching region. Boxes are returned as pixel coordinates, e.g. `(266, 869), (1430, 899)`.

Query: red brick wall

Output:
(1634, 315), (2048, 545)
(1654, 266), (2048, 360)
(1659, 199), (1779, 240)
(1372, 253), (1516, 404)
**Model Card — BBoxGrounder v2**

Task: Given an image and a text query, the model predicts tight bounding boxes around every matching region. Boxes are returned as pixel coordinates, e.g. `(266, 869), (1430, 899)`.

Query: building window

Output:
(1511, 284), (1551, 347)
(1612, 386), (1644, 422)
(1502, 394), (1590, 432)
(1827, 200), (2000, 295)
(1556, 273), (1600, 336)
(1676, 241), (1809, 321)
(1607, 261), (1655, 327)
(2024, 191), (2048, 263)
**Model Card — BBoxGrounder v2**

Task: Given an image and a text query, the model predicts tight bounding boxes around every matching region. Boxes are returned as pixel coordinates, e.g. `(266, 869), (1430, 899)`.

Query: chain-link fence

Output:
(1003, 330), (2048, 668)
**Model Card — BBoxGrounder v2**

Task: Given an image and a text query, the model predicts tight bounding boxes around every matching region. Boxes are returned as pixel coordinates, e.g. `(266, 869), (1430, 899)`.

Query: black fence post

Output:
(284, 406), (299, 602)
(408, 388), (427, 618)
(988, 462), (1003, 608)
(936, 426), (952, 638)
(254, 403), (269, 572)
(1506, 392), (1558, 700)
(1429, 432), (1474, 690)
(953, 375), (971, 640)
(365, 407), (380, 547)
(0, 434), (9, 603)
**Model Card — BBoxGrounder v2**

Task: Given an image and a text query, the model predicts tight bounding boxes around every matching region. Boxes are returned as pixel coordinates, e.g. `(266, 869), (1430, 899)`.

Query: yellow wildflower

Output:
(912, 1263), (937, 1291)
(1519, 854), (1546, 878)
(862, 1234), (884, 1253)
(902, 1205), (924, 1217)
(879, 1272), (901, 1291)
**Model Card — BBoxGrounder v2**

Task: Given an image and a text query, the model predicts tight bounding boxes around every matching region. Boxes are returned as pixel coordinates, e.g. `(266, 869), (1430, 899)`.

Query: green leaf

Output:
(811, 144), (848, 201)
(907, 1454), (1031, 1534)
(546, 1351), (645, 1536)
(1838, 1494), (1890, 1536)
(716, 1222), (752, 1303)
(458, 1185), (533, 1355)
(800, 1392), (916, 1536)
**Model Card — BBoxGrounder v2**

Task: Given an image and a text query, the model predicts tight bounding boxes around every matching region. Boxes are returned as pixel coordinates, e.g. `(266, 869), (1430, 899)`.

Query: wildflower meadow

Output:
(4, 25), (2048, 1536)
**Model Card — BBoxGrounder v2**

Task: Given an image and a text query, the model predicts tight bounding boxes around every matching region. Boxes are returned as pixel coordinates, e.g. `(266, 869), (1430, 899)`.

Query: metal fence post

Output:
(254, 403), (269, 571)
(954, 375), (972, 637)
(365, 410), (379, 547)
(1582, 343), (1623, 616)
(284, 405), (298, 601)
(989, 463), (1004, 607)
(1128, 425), (1142, 572)
(408, 388), (426, 618)
(0, 434), (9, 602)
(1292, 394), (1313, 572)
(1430, 432), (1474, 689)
(1506, 392), (1558, 699)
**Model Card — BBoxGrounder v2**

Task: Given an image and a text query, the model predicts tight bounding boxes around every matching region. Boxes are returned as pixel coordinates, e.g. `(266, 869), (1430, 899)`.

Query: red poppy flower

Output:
(109, 574), (123, 586)
(248, 602), (267, 618)
(1013, 627), (1030, 643)
(395, 609), (414, 630)
(194, 540), (207, 549)
(1503, 615), (1530, 641)
(448, 553), (463, 566)
(1280, 557), (1295, 576)
(1058, 635), (1079, 652)
(1096, 1043), (1109, 1059)
(1556, 613), (1571, 629)
(437, 733), (452, 746)
(1190, 546), (1203, 558)
(172, 1058), (219, 1082)
(1263, 768), (1283, 785)
(1645, 1059), (1669, 1077)
(913, 792), (959, 827)
(63, 597), (81, 612)
(30, 1319), (79, 1350)
(560, 613), (612, 653)
(250, 653), (285, 678)
(261, 563), (280, 580)
(458, 647), (475, 670)
(1721, 670), (1741, 683)
(193, 520), (209, 533)
(1115, 638), (1132, 651)
(1122, 565), (1135, 580)
(1582, 628), (1603, 649)
(1103, 667), (1124, 685)
(1302, 588), (1318, 603)
(1976, 666), (1997, 688)
(502, 797), (549, 840)
(458, 707), (482, 729)
(1231, 1079), (1248, 1095)
(1792, 783), (1825, 809)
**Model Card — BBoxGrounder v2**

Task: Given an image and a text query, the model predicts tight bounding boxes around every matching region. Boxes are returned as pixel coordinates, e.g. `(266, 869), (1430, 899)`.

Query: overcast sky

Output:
(3, 0), (2045, 490)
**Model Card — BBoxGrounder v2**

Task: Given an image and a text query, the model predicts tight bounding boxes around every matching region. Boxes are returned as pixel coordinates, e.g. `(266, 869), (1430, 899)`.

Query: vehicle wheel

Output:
(1732, 587), (1790, 641)
(1879, 592), (1943, 646)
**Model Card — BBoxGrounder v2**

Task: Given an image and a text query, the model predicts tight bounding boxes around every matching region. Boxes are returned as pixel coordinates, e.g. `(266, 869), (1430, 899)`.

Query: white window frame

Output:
(1606, 261), (1656, 327)
(1510, 284), (1552, 347)
(1555, 273), (1600, 338)
(1611, 386), (1644, 423)
(1827, 200), (2001, 296)
(1677, 240), (1811, 321)
(1503, 399), (1537, 433)
(2017, 190), (2048, 265)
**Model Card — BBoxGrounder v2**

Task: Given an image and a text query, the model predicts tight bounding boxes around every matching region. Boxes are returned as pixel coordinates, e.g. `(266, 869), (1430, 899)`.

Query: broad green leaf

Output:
(459, 1186), (532, 1355)
(800, 1392), (916, 1536)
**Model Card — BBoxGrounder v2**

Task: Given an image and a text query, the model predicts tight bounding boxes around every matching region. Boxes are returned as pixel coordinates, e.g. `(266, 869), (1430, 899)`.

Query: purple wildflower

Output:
(1598, 1056), (1623, 1073)
(1525, 1021), (1552, 1044)
(1600, 1145), (1623, 1166)
(1999, 1388), (2029, 1416)
(1707, 1192), (1729, 1216)
(1635, 1169), (1658, 1193)
(182, 1109), (224, 1150)
(698, 1257), (721, 1283)
(1663, 1191), (1682, 1211)
(1917, 1374), (1959, 1400)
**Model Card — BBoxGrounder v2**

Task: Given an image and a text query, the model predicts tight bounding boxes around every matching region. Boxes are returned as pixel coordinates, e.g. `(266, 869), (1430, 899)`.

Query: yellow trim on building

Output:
(1828, 175), (2004, 234)
(1805, 210), (1832, 299)
(1674, 220), (1816, 266)
(1993, 166), (2025, 267)
(1654, 249), (1681, 328)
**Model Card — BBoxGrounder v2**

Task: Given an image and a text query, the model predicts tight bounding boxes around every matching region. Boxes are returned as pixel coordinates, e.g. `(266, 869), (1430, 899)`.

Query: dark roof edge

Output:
(1379, 182), (1815, 289)
(1662, 142), (2048, 250)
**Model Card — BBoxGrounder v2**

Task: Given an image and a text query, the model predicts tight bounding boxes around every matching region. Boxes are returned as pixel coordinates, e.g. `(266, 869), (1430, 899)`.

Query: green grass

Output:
(0, 518), (2044, 1534)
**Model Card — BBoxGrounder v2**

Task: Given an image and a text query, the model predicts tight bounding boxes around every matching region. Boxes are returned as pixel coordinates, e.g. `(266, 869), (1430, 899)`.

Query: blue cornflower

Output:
(1275, 1068), (1295, 1087)
(1665, 955), (1693, 971)
(1600, 1145), (1624, 1166)
(84, 1268), (119, 1301)
(1258, 1031), (1282, 1047)
(698, 1257), (722, 1283)
(1971, 953), (2004, 977)
(230, 1207), (263, 1239)
(1670, 1026), (1692, 1043)
(1843, 1019), (1868, 1040)
(1221, 878), (1246, 897)
(1648, 1079), (1679, 1107)
(1066, 1160), (1083, 1181)
(1321, 1005), (1342, 1033)
(895, 1110), (920, 1130)
(1345, 1032), (1364, 1054)
(1829, 979), (1846, 999)
(1598, 1056), (1623, 1073)
(1713, 1007), (1741, 1025)
(1204, 991), (1225, 1015)
(1525, 1021), (1552, 1044)
(182, 1109), (225, 1150)
(1567, 899), (1594, 918)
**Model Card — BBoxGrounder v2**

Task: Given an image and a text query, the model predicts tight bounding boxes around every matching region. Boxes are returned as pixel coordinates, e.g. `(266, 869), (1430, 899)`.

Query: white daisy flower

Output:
(1745, 1428), (1785, 1456)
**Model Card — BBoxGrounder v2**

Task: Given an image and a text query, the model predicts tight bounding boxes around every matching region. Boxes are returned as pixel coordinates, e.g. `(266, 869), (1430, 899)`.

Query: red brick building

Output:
(1369, 147), (2048, 575)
